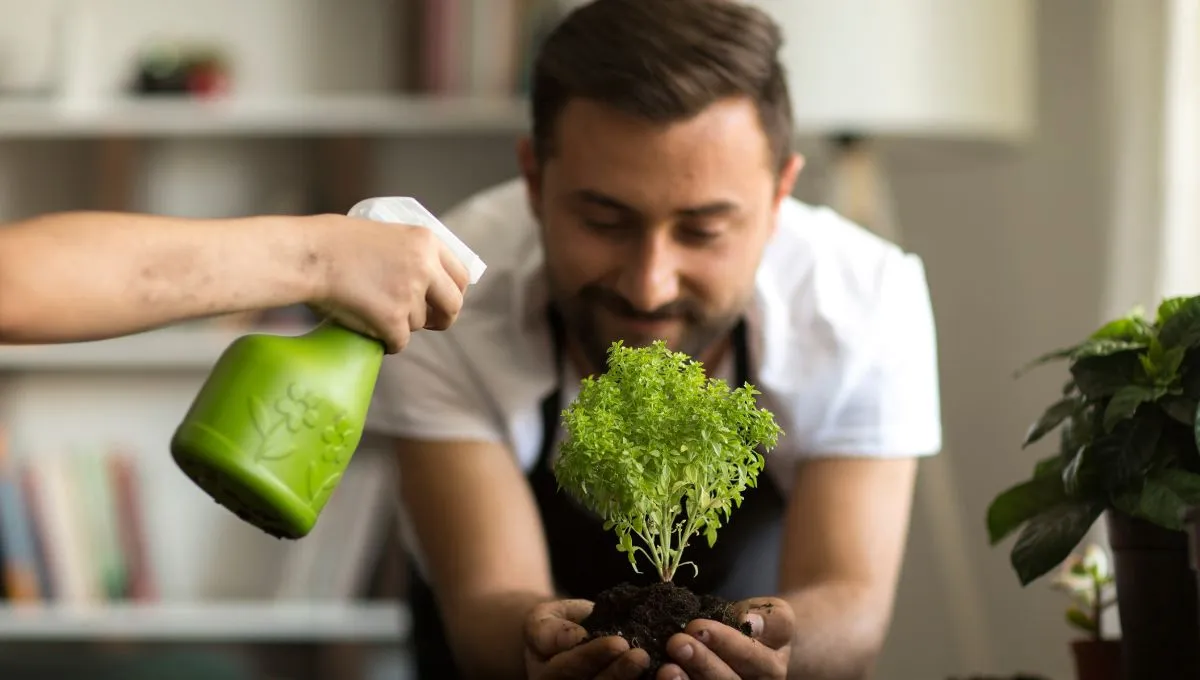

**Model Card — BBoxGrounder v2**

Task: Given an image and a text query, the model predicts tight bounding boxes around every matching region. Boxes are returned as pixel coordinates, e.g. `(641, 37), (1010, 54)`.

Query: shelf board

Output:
(0, 600), (408, 642)
(0, 94), (530, 138)
(0, 325), (307, 371)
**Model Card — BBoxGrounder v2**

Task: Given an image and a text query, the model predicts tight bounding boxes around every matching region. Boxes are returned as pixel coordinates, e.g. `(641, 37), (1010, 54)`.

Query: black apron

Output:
(407, 306), (786, 678)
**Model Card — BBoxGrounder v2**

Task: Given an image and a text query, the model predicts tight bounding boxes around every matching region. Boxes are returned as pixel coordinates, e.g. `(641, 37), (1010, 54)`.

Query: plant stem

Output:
(1092, 580), (1103, 640)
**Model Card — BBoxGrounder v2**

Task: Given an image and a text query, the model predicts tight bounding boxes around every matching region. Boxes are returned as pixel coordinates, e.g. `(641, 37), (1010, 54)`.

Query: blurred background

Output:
(0, 0), (1193, 678)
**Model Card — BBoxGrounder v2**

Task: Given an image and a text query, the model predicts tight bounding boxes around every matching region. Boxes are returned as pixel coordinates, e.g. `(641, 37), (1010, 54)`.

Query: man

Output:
(0, 209), (468, 351)
(366, 0), (942, 678)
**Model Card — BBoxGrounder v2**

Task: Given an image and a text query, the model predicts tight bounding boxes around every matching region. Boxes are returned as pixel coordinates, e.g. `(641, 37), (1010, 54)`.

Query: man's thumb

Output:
(551, 598), (595, 624)
(734, 598), (794, 649)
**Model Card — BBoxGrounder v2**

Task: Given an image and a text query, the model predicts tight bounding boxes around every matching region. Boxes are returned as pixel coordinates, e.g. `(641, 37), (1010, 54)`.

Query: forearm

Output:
(781, 581), (889, 680)
(0, 211), (328, 343)
(445, 589), (553, 680)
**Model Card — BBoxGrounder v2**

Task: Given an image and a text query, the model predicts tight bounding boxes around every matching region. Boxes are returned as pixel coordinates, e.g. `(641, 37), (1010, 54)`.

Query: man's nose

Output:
(614, 235), (681, 313)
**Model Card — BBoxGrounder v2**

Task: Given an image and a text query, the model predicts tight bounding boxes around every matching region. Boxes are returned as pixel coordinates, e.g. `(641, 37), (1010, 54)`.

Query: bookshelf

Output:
(0, 94), (529, 139)
(0, 601), (407, 642)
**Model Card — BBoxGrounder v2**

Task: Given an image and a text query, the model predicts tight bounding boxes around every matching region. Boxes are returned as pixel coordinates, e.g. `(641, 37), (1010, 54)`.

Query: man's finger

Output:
(542, 636), (630, 678)
(733, 597), (795, 650)
(546, 598), (596, 624)
(681, 622), (781, 678)
(525, 599), (595, 658)
(594, 647), (651, 680)
(665, 632), (738, 680)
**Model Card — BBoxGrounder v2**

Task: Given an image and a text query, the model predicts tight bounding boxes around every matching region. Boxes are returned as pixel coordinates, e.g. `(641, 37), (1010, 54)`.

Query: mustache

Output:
(578, 285), (698, 321)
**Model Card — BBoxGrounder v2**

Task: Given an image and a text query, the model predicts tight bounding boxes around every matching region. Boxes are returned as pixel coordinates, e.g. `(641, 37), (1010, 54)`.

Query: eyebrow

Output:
(572, 189), (740, 218)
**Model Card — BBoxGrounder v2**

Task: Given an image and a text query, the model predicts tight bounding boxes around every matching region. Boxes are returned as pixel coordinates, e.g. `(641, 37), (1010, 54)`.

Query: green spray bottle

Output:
(170, 197), (486, 540)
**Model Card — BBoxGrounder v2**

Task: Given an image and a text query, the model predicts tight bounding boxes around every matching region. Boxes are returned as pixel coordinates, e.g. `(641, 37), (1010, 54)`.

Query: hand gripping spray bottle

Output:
(170, 197), (486, 539)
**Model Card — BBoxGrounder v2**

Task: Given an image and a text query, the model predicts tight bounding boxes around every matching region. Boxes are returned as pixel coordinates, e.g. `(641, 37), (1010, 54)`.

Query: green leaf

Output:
(1066, 607), (1099, 634)
(1180, 351), (1200, 398)
(1157, 296), (1190, 326)
(1160, 395), (1197, 426)
(1158, 296), (1200, 349)
(1062, 446), (1087, 496)
(986, 474), (1067, 545)
(1084, 414), (1165, 494)
(1131, 469), (1200, 530)
(1034, 454), (1063, 477)
(1011, 502), (1105, 586)
(1070, 351), (1145, 398)
(1015, 346), (1078, 378)
(1103, 385), (1163, 432)
(1091, 314), (1154, 343)
(1023, 398), (1078, 448)
(1072, 339), (1148, 361)
(1195, 397), (1200, 452)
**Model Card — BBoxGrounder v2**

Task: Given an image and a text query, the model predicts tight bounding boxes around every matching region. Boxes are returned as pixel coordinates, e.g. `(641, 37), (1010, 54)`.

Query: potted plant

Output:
(986, 296), (1200, 679)
(1052, 543), (1121, 680)
(554, 339), (782, 677)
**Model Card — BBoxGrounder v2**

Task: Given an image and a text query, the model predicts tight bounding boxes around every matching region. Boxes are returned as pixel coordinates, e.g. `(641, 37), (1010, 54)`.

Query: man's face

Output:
(520, 96), (801, 372)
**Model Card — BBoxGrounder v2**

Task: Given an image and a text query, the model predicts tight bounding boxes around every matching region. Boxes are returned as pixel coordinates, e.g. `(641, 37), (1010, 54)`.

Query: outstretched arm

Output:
(656, 457), (919, 680)
(775, 456), (918, 679)
(0, 211), (327, 343)
(0, 210), (468, 350)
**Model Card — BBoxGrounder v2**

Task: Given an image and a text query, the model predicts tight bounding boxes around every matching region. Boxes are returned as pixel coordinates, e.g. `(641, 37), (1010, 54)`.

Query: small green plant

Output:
(554, 339), (783, 582)
(987, 295), (1200, 586)
(1051, 542), (1116, 640)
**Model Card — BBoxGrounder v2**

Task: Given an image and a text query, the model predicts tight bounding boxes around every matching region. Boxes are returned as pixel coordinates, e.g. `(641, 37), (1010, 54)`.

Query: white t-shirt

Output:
(365, 178), (943, 496)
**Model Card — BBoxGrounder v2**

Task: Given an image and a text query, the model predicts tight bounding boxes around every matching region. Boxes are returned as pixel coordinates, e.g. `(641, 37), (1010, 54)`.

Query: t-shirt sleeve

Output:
(806, 250), (943, 458)
(364, 326), (505, 444)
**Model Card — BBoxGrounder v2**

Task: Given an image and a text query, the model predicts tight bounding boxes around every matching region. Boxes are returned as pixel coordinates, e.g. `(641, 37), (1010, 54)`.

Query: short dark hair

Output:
(529, 0), (794, 174)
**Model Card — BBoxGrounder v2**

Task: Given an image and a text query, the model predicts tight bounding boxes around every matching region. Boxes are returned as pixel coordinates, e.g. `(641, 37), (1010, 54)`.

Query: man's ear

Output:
(774, 152), (804, 207)
(516, 136), (543, 219)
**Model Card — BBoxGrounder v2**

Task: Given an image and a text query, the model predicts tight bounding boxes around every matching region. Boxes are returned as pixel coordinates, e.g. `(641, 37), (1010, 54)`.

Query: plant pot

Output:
(1105, 510), (1200, 679)
(1069, 639), (1121, 680)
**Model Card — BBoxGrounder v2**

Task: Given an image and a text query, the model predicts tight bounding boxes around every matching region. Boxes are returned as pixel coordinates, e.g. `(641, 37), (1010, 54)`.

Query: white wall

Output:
(0, 0), (1141, 677)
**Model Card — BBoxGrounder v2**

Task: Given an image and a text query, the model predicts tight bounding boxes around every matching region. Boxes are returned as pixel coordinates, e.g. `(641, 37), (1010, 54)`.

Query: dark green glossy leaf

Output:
(1015, 345), (1078, 378)
(1011, 501), (1105, 586)
(1182, 358), (1200, 399)
(1160, 395), (1197, 426)
(1062, 445), (1087, 496)
(1023, 397), (1079, 448)
(1086, 413), (1165, 493)
(1034, 454), (1063, 477)
(1158, 296), (1200, 349)
(1135, 469), (1200, 530)
(986, 474), (1067, 545)
(1195, 397), (1200, 453)
(1070, 351), (1145, 398)
(1103, 385), (1163, 432)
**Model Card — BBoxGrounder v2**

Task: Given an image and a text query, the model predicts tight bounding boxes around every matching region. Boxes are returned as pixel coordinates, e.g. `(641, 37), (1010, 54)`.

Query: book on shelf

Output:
(0, 428), (400, 609)
(401, 0), (579, 97)
(0, 432), (155, 607)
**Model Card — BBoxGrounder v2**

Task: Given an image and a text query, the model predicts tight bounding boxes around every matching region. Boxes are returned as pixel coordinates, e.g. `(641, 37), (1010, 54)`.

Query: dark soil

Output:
(579, 581), (750, 679)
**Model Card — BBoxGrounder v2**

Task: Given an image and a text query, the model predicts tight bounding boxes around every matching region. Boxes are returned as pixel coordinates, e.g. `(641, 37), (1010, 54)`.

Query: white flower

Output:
(1080, 543), (1112, 581)
(1052, 543), (1113, 607)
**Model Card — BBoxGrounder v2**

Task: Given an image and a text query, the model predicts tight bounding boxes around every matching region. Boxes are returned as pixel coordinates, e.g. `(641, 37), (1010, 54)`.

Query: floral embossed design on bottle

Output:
(169, 320), (384, 540)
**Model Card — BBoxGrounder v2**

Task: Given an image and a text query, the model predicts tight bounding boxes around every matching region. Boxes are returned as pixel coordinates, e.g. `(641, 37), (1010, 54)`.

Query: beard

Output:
(551, 281), (746, 374)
